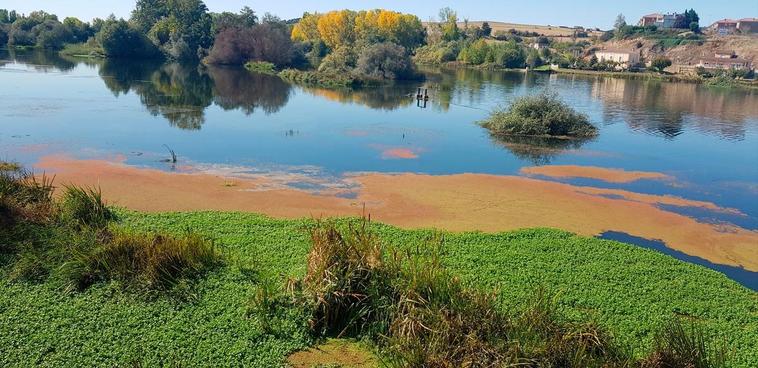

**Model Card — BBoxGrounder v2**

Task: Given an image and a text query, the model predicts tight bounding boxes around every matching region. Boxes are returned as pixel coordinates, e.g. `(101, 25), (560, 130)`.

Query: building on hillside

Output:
(711, 19), (739, 34)
(697, 52), (752, 71)
(714, 50), (736, 59)
(594, 49), (641, 68)
(737, 18), (758, 33)
(638, 13), (683, 28)
(530, 42), (548, 50)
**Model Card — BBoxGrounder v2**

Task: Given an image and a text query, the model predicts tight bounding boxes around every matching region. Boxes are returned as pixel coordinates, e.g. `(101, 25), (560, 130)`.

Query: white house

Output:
(594, 49), (641, 68)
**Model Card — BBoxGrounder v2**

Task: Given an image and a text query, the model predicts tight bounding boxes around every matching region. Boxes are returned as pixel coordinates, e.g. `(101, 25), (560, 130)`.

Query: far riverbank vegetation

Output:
(2, 4), (753, 89)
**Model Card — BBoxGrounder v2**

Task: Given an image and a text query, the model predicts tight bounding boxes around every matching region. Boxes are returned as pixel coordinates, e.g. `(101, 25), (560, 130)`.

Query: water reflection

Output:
(2, 48), (79, 72)
(2, 48), (756, 143)
(300, 84), (416, 110)
(589, 77), (757, 140)
(207, 66), (291, 115)
(490, 135), (594, 165)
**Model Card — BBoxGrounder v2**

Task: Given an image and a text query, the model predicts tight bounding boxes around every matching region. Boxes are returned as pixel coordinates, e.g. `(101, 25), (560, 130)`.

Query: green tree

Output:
(131, 0), (167, 33)
(650, 56), (672, 73)
(439, 7), (460, 41)
(63, 17), (93, 43)
(355, 42), (413, 80)
(0, 9), (9, 24)
(34, 20), (72, 49)
(689, 22), (699, 33)
(481, 22), (492, 37)
(614, 14), (626, 30)
(130, 0), (212, 60)
(211, 7), (258, 34)
(97, 17), (160, 58)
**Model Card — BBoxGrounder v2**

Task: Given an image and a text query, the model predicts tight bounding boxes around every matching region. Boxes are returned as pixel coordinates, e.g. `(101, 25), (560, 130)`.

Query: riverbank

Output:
(552, 67), (758, 89)
(1, 210), (755, 366)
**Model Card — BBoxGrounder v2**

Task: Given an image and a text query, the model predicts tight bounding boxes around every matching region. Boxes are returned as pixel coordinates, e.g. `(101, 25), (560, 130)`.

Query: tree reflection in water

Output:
(97, 60), (294, 129)
(206, 66), (291, 115)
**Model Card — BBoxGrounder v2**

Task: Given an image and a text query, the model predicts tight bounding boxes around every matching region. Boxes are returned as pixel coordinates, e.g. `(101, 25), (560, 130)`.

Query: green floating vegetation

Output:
(0, 161), (220, 293)
(59, 43), (106, 59)
(244, 61), (278, 75)
(1, 161), (755, 366)
(480, 93), (598, 138)
(278, 68), (360, 88)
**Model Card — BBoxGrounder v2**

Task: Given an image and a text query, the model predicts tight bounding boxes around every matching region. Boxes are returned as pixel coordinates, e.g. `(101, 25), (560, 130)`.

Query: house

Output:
(594, 49), (641, 68)
(714, 50), (736, 59)
(638, 13), (683, 29)
(737, 18), (758, 33)
(711, 19), (738, 34)
(697, 52), (752, 70)
(530, 42), (548, 51)
(639, 13), (664, 27)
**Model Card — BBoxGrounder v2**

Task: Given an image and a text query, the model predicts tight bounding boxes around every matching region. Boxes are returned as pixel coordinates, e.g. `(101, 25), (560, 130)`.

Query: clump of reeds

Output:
(1, 161), (221, 293)
(641, 319), (728, 368)
(0, 162), (56, 226)
(480, 92), (598, 138)
(59, 185), (114, 228)
(63, 229), (219, 291)
(293, 217), (631, 367)
(301, 219), (393, 337)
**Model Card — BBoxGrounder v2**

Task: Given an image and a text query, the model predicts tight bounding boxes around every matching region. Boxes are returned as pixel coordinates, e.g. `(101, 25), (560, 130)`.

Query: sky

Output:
(3, 1), (757, 30)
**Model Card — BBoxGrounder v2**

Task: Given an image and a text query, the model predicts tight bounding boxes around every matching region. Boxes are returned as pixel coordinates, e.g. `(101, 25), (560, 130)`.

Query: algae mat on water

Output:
(0, 211), (756, 367)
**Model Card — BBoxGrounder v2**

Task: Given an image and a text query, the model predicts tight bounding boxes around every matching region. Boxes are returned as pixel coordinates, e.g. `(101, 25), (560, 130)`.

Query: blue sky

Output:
(3, 1), (756, 29)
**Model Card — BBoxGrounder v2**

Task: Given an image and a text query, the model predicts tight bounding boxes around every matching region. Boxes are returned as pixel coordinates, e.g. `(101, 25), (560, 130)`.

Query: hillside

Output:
(599, 34), (758, 67)
(423, 20), (602, 38)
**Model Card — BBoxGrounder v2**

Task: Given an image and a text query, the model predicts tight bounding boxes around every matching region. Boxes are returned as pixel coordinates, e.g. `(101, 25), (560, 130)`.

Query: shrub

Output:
(97, 18), (161, 58)
(59, 185), (113, 228)
(317, 46), (357, 74)
(650, 56), (672, 73)
(412, 41), (461, 64)
(355, 42), (414, 80)
(480, 93), (597, 138)
(63, 229), (219, 291)
(205, 23), (293, 66)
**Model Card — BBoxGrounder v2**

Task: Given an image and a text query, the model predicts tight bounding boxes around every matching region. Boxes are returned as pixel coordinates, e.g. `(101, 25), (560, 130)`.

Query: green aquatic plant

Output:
(481, 93), (597, 138)
(244, 61), (278, 75)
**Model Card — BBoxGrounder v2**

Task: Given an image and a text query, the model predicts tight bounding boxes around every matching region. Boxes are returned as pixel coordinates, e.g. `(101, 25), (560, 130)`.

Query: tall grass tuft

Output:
(480, 92), (598, 138)
(59, 185), (114, 228)
(294, 218), (632, 367)
(642, 319), (728, 368)
(63, 229), (220, 291)
(0, 163), (56, 225)
(301, 219), (393, 337)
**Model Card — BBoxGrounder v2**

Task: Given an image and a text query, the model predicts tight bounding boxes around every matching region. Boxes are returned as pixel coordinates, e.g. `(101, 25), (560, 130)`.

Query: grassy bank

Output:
(1, 209), (756, 366)
(553, 68), (758, 89)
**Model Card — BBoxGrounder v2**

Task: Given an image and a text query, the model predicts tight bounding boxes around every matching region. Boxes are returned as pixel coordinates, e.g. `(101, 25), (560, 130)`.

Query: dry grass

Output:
(63, 229), (219, 291)
(293, 217), (639, 367)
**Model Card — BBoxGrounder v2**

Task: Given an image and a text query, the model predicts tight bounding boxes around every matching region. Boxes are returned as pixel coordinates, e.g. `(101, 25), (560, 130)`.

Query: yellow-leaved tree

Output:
(291, 12), (322, 43)
(316, 10), (357, 49)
